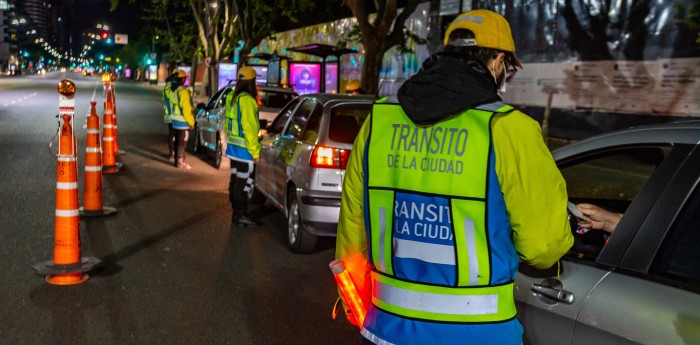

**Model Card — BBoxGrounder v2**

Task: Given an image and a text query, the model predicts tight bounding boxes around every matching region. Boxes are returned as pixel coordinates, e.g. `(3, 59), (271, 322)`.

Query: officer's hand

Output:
(253, 157), (260, 165)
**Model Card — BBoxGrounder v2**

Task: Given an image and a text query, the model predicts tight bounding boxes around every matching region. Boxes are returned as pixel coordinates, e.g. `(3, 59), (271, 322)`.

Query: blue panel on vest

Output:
(486, 146), (519, 284)
(225, 144), (253, 161)
(392, 192), (456, 285)
(365, 307), (523, 345)
(393, 192), (453, 246)
(393, 257), (456, 286)
(172, 120), (189, 130)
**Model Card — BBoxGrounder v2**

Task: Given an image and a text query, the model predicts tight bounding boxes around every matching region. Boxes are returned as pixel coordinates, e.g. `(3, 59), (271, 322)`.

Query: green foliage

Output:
(675, 0), (700, 43)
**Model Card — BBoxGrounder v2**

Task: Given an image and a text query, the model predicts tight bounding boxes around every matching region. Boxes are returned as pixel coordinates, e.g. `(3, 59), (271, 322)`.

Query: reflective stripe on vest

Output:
(169, 88), (186, 122)
(372, 272), (516, 323)
(365, 101), (515, 323)
(226, 93), (252, 148)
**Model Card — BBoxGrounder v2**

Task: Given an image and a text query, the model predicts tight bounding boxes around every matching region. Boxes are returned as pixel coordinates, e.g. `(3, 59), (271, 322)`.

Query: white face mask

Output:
(491, 60), (507, 96)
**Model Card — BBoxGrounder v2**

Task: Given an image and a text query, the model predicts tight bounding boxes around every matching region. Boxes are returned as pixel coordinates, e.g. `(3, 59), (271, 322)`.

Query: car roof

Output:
(298, 93), (376, 106)
(553, 119), (700, 159)
(221, 84), (298, 94)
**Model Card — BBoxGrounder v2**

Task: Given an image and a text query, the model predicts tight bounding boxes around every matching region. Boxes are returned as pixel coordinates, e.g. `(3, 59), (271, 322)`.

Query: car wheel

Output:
(287, 189), (317, 253)
(192, 125), (202, 153)
(214, 133), (223, 169)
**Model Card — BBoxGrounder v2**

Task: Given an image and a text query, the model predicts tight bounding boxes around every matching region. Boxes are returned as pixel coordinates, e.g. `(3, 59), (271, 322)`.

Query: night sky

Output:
(71, 0), (145, 38)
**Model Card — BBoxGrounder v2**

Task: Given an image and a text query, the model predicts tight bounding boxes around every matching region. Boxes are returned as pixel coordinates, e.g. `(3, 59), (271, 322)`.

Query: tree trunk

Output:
(361, 38), (384, 95)
(190, 49), (199, 101)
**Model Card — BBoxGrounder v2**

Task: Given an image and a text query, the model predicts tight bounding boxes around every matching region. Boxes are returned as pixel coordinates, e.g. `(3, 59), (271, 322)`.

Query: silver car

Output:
(252, 94), (375, 253)
(516, 120), (700, 344)
(192, 85), (298, 168)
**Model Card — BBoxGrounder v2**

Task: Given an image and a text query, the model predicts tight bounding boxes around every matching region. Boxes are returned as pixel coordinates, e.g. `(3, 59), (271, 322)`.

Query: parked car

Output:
(252, 94), (375, 253)
(515, 120), (700, 344)
(192, 85), (298, 168)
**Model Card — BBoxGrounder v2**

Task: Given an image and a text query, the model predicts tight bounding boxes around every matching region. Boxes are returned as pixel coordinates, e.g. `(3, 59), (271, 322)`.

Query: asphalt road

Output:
(0, 72), (358, 344)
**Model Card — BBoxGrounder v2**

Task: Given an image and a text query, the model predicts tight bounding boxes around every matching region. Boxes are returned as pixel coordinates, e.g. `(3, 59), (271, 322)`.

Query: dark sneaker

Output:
(233, 215), (261, 227)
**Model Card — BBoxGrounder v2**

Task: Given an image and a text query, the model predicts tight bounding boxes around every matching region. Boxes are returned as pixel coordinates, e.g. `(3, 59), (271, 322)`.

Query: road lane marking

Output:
(3, 92), (37, 107)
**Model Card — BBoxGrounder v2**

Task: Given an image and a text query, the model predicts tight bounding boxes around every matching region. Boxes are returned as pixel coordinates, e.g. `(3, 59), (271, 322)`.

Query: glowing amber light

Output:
(57, 80), (76, 96)
(101, 73), (110, 82)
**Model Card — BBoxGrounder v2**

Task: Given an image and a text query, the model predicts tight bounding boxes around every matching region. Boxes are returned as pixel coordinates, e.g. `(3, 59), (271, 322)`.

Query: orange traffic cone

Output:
(34, 80), (100, 285)
(79, 101), (117, 217)
(102, 94), (122, 173)
(107, 87), (122, 155)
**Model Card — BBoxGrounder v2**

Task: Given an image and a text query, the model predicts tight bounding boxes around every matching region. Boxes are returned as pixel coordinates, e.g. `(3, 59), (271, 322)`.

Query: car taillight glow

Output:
(310, 146), (351, 169)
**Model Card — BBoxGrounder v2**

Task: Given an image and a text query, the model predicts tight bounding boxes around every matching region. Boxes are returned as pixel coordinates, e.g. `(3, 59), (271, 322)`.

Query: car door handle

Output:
(531, 280), (575, 304)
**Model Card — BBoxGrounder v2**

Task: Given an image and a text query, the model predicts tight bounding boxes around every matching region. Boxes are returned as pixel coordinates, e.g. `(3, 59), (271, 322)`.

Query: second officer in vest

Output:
(225, 66), (261, 227)
(168, 70), (195, 169)
(335, 9), (574, 344)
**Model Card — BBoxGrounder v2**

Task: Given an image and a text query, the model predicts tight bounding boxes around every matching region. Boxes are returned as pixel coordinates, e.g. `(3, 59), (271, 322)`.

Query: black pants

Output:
(229, 159), (254, 219)
(174, 128), (188, 163)
(167, 123), (176, 156)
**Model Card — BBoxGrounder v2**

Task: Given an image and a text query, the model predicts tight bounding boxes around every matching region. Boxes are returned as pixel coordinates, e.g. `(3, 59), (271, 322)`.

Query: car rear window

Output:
(328, 105), (371, 144)
(259, 90), (296, 108)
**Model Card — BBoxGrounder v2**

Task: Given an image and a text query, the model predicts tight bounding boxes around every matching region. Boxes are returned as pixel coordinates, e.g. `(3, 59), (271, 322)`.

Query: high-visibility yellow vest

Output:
(365, 101), (517, 323)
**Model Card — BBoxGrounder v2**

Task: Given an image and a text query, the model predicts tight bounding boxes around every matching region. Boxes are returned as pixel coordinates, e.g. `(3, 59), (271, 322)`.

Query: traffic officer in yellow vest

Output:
(163, 68), (178, 160)
(335, 9), (574, 344)
(168, 70), (195, 169)
(225, 66), (261, 227)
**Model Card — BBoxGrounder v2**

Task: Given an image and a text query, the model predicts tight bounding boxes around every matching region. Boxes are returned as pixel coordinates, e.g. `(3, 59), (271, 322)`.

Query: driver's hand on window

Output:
(576, 203), (623, 233)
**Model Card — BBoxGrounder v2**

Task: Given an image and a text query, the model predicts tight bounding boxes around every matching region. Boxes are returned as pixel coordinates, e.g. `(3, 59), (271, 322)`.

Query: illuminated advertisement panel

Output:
(289, 62), (321, 95)
(252, 65), (268, 84)
(325, 63), (338, 94)
(217, 62), (238, 91)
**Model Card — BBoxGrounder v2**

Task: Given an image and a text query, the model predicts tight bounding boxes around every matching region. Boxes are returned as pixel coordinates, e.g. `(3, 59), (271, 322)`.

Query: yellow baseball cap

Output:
(238, 66), (257, 81)
(444, 9), (522, 68)
(176, 70), (187, 78)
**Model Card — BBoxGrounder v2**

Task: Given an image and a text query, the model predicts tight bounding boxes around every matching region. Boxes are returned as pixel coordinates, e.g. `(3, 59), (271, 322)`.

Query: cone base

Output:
(79, 206), (118, 218)
(102, 162), (124, 174)
(46, 273), (89, 285)
(33, 257), (101, 276)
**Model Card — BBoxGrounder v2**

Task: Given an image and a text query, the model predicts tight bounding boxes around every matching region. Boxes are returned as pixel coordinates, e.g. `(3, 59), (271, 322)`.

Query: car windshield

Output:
(259, 90), (296, 108)
(328, 104), (371, 143)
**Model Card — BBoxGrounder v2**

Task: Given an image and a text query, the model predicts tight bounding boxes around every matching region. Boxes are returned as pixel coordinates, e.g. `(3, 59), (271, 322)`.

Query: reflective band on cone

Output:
(102, 97), (122, 174)
(81, 101), (117, 217)
(34, 90), (101, 285)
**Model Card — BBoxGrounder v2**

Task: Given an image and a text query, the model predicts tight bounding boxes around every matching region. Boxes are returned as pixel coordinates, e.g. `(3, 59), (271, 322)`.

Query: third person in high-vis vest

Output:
(225, 66), (261, 227)
(168, 70), (195, 170)
(335, 9), (574, 345)
(163, 68), (178, 161)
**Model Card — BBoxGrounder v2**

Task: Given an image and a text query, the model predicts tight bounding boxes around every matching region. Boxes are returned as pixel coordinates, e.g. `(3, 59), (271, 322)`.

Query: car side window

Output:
(560, 146), (671, 261)
(650, 187), (700, 289)
(268, 99), (300, 134)
(207, 88), (226, 109)
(300, 103), (323, 143)
(260, 90), (297, 108)
(216, 89), (233, 109)
(283, 99), (318, 140)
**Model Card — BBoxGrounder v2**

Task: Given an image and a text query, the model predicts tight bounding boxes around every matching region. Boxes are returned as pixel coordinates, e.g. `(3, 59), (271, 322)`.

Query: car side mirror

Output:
(259, 119), (268, 129)
(196, 103), (206, 110)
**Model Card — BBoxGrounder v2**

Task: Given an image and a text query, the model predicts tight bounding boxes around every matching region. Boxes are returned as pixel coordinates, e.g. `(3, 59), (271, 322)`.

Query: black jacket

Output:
(397, 53), (501, 125)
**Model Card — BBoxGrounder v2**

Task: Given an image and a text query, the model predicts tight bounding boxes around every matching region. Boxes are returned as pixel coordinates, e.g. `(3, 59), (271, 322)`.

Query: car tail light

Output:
(310, 146), (351, 169)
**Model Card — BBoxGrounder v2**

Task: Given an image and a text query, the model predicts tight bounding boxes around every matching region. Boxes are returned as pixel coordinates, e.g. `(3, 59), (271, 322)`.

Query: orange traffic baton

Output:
(79, 101), (117, 217)
(329, 259), (367, 327)
(33, 80), (100, 285)
(102, 92), (122, 173)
